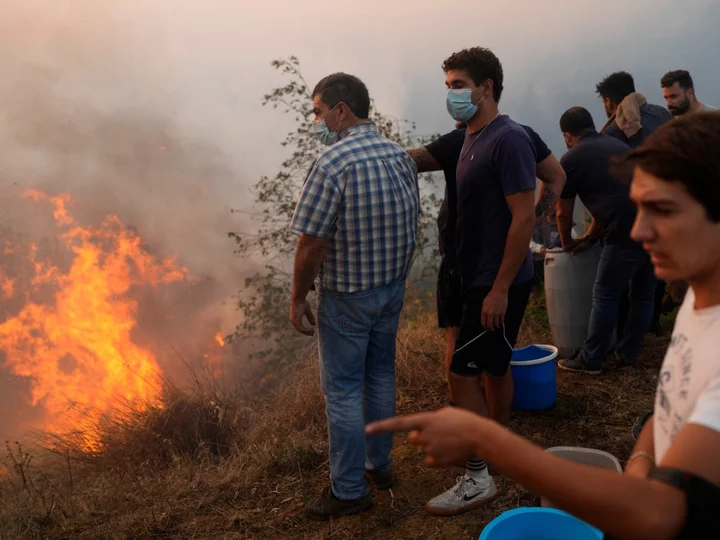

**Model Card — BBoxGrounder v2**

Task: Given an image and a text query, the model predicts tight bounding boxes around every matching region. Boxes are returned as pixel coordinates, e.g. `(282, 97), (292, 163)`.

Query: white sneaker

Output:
(426, 474), (497, 516)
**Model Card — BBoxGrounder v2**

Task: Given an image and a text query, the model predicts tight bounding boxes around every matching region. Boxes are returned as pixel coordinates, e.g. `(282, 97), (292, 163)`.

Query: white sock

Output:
(465, 459), (489, 481)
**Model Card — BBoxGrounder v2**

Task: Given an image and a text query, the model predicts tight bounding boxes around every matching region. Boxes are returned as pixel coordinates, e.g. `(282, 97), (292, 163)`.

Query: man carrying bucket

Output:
(367, 113), (720, 539)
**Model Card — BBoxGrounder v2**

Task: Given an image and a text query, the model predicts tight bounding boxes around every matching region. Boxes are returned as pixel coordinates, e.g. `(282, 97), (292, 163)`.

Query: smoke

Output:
(0, 2), (255, 440)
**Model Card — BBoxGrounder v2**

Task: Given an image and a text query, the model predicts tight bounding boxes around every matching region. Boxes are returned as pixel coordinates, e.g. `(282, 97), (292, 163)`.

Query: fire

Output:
(0, 269), (14, 299)
(0, 191), (188, 446)
(199, 331), (227, 376)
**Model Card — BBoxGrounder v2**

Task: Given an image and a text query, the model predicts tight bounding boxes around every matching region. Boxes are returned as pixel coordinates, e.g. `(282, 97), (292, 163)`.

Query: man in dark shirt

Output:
(407, 123), (565, 375)
(555, 107), (656, 375)
(595, 71), (672, 338)
(596, 71), (672, 148)
(410, 46), (537, 516)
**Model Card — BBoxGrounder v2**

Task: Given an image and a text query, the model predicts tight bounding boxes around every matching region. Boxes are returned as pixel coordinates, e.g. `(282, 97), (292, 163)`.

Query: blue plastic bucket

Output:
(511, 344), (558, 411)
(479, 507), (603, 540)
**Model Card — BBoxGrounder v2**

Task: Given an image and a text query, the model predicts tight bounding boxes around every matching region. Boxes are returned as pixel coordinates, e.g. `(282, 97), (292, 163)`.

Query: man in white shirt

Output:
(367, 112), (720, 538)
(661, 70), (716, 117)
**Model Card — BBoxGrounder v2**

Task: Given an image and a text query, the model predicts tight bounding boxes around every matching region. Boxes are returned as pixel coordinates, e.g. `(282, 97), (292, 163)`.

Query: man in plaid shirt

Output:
(289, 72), (419, 520)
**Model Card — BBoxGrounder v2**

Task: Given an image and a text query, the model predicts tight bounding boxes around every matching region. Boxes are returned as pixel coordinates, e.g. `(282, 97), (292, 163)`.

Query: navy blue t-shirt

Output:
(604, 103), (672, 149)
(426, 124), (550, 266)
(455, 116), (537, 289)
(560, 132), (634, 244)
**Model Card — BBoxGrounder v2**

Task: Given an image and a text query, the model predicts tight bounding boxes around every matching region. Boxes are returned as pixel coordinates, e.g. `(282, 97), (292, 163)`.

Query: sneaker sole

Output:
(305, 500), (373, 521)
(425, 493), (497, 517)
(557, 362), (601, 376)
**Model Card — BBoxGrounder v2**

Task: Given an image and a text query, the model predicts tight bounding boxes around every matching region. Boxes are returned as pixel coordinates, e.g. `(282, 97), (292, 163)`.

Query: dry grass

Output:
(0, 291), (668, 539)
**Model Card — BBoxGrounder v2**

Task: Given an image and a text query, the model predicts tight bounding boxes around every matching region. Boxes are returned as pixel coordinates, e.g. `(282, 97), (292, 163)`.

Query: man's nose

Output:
(631, 214), (653, 243)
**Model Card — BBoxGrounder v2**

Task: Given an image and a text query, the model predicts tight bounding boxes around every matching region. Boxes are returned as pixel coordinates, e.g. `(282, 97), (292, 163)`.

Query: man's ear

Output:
(336, 101), (350, 120)
(484, 79), (494, 99)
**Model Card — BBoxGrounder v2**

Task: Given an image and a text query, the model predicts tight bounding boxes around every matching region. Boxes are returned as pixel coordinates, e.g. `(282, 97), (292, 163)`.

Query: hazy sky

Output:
(1, 0), (718, 441)
(4, 0), (719, 186)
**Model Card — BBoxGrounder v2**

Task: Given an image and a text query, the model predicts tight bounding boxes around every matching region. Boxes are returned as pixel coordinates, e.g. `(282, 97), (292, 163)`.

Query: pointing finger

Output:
(366, 413), (433, 435)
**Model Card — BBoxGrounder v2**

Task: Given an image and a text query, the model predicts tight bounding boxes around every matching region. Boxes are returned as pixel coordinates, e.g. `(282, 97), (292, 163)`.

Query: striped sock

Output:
(466, 459), (488, 479)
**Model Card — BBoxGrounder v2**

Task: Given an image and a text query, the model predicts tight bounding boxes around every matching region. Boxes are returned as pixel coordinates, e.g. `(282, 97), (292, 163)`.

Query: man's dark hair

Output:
(616, 112), (720, 222)
(442, 47), (504, 102)
(661, 70), (695, 90)
(312, 73), (370, 119)
(595, 71), (636, 105)
(559, 107), (597, 136)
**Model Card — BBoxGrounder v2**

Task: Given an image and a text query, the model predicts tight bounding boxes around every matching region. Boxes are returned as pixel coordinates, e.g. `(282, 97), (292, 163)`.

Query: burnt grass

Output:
(0, 290), (669, 539)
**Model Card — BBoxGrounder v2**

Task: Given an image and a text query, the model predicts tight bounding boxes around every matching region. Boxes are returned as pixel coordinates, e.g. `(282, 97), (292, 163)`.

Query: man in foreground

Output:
(368, 112), (720, 539)
(555, 107), (655, 374)
(407, 121), (565, 395)
(421, 47), (536, 516)
(289, 72), (419, 520)
(661, 69), (716, 117)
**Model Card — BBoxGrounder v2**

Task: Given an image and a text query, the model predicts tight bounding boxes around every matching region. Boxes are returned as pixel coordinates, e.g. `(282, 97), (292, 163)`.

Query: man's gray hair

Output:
(312, 73), (371, 119)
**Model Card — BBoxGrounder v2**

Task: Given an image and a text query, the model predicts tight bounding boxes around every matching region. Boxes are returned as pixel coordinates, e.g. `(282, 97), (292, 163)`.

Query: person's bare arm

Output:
(535, 154), (566, 219)
(367, 408), (720, 540)
(407, 147), (442, 174)
(625, 417), (655, 479)
(289, 233), (327, 335)
(494, 190), (535, 291)
(482, 190), (535, 329)
(479, 421), (689, 540)
(584, 218), (602, 240)
(556, 197), (576, 248)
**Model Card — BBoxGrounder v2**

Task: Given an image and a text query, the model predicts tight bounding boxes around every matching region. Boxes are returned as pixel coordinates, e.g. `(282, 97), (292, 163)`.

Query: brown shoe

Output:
(305, 486), (372, 521)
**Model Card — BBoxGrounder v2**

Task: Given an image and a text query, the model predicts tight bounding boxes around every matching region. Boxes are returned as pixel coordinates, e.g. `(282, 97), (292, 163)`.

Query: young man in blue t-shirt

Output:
(417, 47), (537, 516)
(407, 123), (565, 395)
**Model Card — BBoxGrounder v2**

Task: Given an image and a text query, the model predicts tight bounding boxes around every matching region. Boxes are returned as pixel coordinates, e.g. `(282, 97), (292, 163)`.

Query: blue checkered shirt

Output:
(290, 123), (419, 293)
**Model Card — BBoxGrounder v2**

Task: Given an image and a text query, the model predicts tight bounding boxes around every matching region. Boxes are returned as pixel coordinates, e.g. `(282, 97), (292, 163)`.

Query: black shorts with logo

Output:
(450, 279), (533, 378)
(437, 257), (463, 329)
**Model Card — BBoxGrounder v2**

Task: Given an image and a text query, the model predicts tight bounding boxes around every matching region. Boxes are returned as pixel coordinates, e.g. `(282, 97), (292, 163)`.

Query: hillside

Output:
(0, 291), (668, 539)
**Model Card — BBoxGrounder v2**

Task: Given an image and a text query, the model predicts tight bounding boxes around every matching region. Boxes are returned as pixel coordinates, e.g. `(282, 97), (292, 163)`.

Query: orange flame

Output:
(0, 270), (14, 299)
(0, 191), (188, 447)
(214, 332), (225, 347)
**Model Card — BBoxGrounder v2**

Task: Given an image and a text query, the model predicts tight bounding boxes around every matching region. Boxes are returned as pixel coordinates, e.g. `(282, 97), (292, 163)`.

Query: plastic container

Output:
(511, 345), (559, 411)
(544, 247), (602, 358)
(541, 446), (622, 508)
(479, 507), (603, 540)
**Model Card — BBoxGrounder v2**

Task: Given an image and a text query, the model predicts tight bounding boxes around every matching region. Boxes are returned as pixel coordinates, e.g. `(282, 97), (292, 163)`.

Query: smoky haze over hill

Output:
(1, 0), (719, 439)
(0, 3), (251, 441)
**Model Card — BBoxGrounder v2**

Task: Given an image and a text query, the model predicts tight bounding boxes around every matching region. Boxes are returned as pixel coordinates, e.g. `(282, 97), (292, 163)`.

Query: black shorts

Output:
(450, 279), (533, 378)
(437, 258), (463, 329)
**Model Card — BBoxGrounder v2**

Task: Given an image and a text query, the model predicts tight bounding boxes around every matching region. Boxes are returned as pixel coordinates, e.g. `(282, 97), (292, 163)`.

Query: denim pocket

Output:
(319, 288), (377, 336)
(380, 281), (405, 322)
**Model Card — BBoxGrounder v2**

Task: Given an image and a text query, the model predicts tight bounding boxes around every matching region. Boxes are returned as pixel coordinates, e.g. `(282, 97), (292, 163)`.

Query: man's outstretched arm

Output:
(407, 147), (442, 174)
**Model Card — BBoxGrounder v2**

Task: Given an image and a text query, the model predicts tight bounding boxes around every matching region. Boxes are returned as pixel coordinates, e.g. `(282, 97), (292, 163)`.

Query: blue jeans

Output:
(583, 242), (656, 369)
(317, 278), (405, 500)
